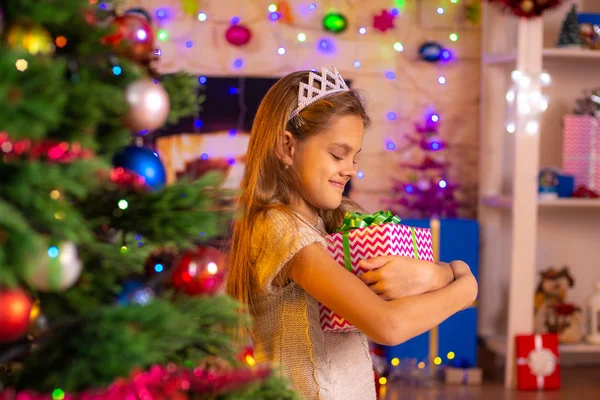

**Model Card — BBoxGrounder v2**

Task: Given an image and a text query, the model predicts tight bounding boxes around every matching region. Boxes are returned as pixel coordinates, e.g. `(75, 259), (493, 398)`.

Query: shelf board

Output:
(484, 335), (600, 355)
(543, 47), (600, 60)
(483, 48), (600, 65)
(481, 195), (600, 209)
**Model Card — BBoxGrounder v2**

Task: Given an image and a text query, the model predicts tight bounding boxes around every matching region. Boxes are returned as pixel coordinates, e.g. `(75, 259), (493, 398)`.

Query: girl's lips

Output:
(329, 181), (345, 190)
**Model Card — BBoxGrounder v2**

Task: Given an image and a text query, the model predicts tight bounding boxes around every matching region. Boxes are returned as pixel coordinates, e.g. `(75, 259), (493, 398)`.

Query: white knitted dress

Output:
(250, 208), (376, 400)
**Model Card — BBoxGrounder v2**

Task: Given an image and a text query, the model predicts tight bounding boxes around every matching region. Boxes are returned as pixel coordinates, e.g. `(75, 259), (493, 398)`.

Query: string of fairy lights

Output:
(146, 0), (474, 181)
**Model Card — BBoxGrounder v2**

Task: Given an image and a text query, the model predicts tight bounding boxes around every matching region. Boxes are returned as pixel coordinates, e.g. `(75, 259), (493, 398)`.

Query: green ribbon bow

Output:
(337, 210), (420, 272)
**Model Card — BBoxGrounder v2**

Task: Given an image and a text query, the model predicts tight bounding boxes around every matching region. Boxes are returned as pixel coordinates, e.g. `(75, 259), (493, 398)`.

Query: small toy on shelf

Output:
(538, 168), (559, 200)
(534, 267), (585, 343)
(578, 13), (600, 50)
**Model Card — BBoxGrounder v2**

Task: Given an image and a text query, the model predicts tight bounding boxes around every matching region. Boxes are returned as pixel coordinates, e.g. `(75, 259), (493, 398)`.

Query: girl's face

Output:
(289, 114), (364, 210)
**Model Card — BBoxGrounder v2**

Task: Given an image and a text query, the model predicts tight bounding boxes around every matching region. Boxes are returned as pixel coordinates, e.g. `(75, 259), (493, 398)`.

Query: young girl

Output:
(227, 67), (478, 399)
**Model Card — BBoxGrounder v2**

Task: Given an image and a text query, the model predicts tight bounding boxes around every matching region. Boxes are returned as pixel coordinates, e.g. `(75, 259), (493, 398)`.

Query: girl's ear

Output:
(280, 130), (297, 166)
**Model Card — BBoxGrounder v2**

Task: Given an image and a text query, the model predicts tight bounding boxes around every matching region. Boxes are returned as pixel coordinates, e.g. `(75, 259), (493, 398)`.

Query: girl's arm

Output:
(289, 243), (477, 346)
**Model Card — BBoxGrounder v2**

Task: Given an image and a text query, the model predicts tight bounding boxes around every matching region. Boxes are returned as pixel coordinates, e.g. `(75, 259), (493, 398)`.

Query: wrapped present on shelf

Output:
(319, 211), (434, 333)
(515, 333), (561, 391)
(444, 366), (483, 385)
(562, 115), (600, 191)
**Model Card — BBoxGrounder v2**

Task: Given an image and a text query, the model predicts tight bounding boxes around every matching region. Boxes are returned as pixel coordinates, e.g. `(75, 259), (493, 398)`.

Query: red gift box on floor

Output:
(562, 115), (600, 191)
(319, 211), (434, 333)
(515, 333), (561, 390)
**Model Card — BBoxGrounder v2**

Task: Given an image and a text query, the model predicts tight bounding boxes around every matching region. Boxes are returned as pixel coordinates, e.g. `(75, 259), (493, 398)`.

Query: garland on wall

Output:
(485, 0), (562, 19)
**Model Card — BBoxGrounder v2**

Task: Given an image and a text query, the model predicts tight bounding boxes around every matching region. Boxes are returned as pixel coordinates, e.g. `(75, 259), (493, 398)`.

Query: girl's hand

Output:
(358, 256), (455, 300)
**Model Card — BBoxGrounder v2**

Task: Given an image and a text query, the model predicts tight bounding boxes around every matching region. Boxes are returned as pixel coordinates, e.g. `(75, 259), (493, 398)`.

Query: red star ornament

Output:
(373, 9), (395, 32)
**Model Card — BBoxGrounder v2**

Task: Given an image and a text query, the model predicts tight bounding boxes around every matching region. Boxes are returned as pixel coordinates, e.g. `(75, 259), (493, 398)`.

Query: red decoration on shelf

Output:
(0, 288), (33, 343)
(0, 363), (273, 399)
(225, 24), (252, 46)
(515, 333), (561, 390)
(0, 132), (93, 163)
(373, 9), (395, 32)
(572, 185), (599, 198)
(485, 0), (562, 19)
(171, 246), (227, 296)
(102, 13), (155, 61)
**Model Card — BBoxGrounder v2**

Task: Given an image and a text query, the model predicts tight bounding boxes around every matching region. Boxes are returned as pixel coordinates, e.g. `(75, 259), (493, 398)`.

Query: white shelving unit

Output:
(478, 1), (600, 389)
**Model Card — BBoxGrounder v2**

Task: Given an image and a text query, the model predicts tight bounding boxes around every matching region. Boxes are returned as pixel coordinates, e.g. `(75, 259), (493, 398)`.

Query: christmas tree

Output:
(557, 5), (584, 47)
(387, 111), (461, 218)
(0, 1), (296, 398)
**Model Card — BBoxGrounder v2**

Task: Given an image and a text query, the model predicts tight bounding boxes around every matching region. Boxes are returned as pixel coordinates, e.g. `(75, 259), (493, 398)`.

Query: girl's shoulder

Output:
(250, 207), (326, 294)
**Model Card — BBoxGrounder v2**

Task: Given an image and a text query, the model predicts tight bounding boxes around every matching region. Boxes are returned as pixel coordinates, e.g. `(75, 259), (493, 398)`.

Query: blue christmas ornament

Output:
(418, 41), (445, 63)
(117, 279), (153, 305)
(112, 145), (166, 190)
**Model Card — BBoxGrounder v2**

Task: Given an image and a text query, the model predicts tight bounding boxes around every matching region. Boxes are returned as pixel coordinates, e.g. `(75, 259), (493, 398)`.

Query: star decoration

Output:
(373, 9), (395, 32)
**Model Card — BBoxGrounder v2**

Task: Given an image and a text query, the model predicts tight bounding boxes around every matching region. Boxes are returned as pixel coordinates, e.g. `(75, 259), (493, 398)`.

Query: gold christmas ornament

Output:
(520, 1), (535, 13)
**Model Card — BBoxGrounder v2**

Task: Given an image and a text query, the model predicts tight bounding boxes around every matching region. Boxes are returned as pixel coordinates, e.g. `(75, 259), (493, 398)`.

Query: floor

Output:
(382, 367), (600, 400)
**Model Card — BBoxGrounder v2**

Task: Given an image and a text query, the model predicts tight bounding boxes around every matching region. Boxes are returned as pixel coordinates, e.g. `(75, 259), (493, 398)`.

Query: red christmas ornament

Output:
(225, 24), (252, 47)
(109, 167), (149, 191)
(373, 9), (395, 33)
(171, 246), (227, 296)
(102, 13), (154, 61)
(0, 288), (32, 343)
(486, 0), (562, 19)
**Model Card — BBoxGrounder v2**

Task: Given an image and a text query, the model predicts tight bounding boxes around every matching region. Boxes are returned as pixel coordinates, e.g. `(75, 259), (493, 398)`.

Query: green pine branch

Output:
(13, 295), (249, 392)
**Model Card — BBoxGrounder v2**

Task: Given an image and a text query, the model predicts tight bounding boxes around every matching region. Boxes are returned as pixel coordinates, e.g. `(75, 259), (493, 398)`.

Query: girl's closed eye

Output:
(330, 153), (343, 161)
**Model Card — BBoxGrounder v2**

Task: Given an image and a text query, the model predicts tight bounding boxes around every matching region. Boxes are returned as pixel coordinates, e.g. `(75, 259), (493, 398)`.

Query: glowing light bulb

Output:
(506, 90), (515, 102)
(297, 32), (307, 42)
(15, 59), (28, 71)
(157, 30), (168, 41)
(437, 7), (444, 14)
(268, 4), (277, 12)
(526, 121), (539, 135)
(277, 46), (286, 55)
(359, 27), (367, 34)
(198, 12), (207, 21)
(438, 76), (446, 84)
(540, 72), (551, 86)
(434, 357), (442, 365)
(391, 358), (400, 366)
(449, 33), (458, 42)
(353, 60), (361, 68)
(506, 122), (516, 133)
(393, 42), (404, 52)
(447, 351), (455, 359)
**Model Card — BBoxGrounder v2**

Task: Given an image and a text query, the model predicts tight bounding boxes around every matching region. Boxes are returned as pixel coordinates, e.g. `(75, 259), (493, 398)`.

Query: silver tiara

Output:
(287, 66), (350, 123)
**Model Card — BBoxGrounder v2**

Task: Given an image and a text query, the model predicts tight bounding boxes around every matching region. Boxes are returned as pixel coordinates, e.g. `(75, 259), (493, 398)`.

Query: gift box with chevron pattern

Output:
(319, 223), (434, 333)
(562, 115), (600, 190)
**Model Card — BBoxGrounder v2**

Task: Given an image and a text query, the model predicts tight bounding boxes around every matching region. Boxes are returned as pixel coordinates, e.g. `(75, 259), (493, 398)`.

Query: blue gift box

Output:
(578, 13), (600, 25)
(384, 218), (479, 368)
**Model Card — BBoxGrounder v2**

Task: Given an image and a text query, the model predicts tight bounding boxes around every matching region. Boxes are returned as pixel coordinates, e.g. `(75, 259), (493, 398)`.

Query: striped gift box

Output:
(320, 223), (434, 333)
(562, 115), (600, 190)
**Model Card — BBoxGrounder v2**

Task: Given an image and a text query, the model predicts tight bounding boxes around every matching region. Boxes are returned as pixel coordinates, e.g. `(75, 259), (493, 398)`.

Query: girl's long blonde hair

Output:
(226, 70), (370, 313)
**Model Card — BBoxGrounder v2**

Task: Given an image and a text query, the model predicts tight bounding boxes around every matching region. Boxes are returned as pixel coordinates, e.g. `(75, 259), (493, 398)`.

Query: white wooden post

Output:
(504, 17), (544, 389)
